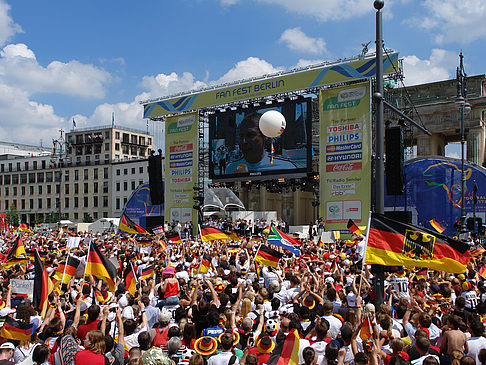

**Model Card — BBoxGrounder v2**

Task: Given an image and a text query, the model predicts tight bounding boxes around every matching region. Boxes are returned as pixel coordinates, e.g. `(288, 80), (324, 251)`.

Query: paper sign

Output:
(11, 279), (34, 299)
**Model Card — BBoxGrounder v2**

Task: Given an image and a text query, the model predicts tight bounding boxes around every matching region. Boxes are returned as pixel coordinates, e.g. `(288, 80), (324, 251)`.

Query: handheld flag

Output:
(119, 214), (150, 235)
(266, 328), (300, 365)
(158, 240), (168, 251)
(139, 265), (155, 281)
(4, 236), (26, 261)
(471, 246), (485, 257)
(429, 219), (445, 234)
(479, 264), (486, 279)
(33, 250), (52, 317)
(166, 231), (182, 244)
(200, 226), (230, 242)
(255, 245), (284, 268)
(86, 243), (117, 291)
(19, 223), (33, 234)
(124, 264), (138, 295)
(347, 219), (364, 236)
(365, 213), (470, 273)
(267, 226), (301, 255)
(198, 253), (211, 274)
(359, 315), (373, 341)
(0, 317), (35, 341)
(51, 256), (80, 288)
(153, 225), (165, 235)
(416, 269), (427, 281)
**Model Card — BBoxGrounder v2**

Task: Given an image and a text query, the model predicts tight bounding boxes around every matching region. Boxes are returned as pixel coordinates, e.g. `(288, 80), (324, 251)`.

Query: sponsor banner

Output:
(143, 53), (399, 118)
(319, 81), (371, 231)
(165, 112), (198, 234)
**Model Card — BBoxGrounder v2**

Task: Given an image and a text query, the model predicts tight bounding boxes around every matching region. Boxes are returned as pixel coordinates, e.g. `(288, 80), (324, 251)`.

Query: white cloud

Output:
(140, 71), (207, 98)
(0, 44), (112, 98)
(213, 57), (283, 85)
(0, 0), (22, 46)
(412, 0), (486, 44)
(257, 0), (370, 22)
(293, 58), (326, 69)
(220, 0), (240, 5)
(279, 28), (327, 55)
(402, 49), (457, 86)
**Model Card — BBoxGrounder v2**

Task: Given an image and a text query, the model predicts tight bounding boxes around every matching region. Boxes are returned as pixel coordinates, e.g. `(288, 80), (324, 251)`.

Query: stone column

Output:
(417, 133), (446, 157)
(466, 126), (485, 166)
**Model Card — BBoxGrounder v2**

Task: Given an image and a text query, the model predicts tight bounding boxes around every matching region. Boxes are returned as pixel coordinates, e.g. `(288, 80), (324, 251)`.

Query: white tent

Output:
(87, 218), (119, 234)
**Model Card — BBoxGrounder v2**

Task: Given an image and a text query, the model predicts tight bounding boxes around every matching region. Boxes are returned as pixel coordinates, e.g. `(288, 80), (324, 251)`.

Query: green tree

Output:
(83, 213), (94, 223)
(34, 213), (44, 225)
(6, 205), (19, 226)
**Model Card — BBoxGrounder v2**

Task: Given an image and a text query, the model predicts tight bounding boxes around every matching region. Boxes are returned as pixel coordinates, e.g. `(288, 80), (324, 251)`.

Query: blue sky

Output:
(0, 0), (484, 155)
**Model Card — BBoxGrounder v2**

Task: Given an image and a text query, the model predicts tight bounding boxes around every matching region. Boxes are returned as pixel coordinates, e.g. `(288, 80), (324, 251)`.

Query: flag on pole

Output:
(479, 264), (486, 279)
(416, 269), (428, 280)
(255, 245), (284, 268)
(0, 317), (36, 341)
(85, 244), (117, 291)
(198, 253), (211, 274)
(72, 118), (76, 128)
(18, 223), (33, 233)
(153, 225), (165, 235)
(119, 214), (150, 235)
(4, 236), (26, 261)
(365, 213), (470, 273)
(429, 219), (445, 234)
(200, 226), (230, 242)
(267, 226), (301, 255)
(51, 256), (80, 288)
(166, 231), (182, 244)
(359, 315), (373, 341)
(124, 264), (138, 295)
(139, 265), (155, 281)
(33, 250), (52, 318)
(347, 219), (364, 236)
(471, 245), (486, 257)
(158, 240), (168, 251)
(266, 328), (300, 365)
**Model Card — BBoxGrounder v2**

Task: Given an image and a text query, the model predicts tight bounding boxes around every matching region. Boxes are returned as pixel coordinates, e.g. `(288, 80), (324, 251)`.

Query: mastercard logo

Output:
(326, 146), (336, 152)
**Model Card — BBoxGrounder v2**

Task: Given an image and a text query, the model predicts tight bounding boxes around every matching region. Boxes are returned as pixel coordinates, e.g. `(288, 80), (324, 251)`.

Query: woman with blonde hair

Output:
(240, 298), (252, 319)
(75, 330), (106, 365)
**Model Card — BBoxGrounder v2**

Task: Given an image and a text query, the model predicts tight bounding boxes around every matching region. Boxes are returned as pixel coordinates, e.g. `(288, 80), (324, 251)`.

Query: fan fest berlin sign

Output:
(143, 53), (398, 118)
(319, 80), (372, 232)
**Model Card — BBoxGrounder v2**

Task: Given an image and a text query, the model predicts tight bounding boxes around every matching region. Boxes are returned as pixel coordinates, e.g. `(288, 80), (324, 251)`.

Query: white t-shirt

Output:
(208, 351), (240, 365)
(467, 336), (486, 365)
(322, 315), (342, 339)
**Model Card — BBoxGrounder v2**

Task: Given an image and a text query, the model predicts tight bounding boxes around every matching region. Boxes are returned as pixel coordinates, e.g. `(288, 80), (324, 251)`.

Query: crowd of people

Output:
(0, 224), (485, 365)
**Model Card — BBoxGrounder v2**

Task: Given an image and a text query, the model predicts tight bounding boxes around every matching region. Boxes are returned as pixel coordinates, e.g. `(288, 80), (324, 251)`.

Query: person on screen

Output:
(225, 113), (296, 174)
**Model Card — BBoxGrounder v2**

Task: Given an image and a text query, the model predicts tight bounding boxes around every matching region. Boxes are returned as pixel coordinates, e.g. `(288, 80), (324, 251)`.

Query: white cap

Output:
(0, 342), (15, 350)
(0, 307), (16, 317)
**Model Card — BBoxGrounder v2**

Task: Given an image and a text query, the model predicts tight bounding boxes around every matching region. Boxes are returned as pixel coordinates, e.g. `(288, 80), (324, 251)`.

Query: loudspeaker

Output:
(385, 210), (412, 224)
(466, 217), (482, 234)
(385, 127), (404, 195)
(148, 154), (163, 205)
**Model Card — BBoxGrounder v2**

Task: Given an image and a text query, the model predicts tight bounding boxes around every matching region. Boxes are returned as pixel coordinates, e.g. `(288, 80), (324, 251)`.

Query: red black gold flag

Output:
(471, 246), (486, 257)
(365, 213), (470, 273)
(223, 230), (240, 242)
(86, 243), (117, 291)
(255, 245), (284, 268)
(166, 231), (182, 244)
(124, 265), (138, 295)
(347, 219), (364, 236)
(266, 328), (300, 365)
(158, 240), (168, 252)
(198, 253), (211, 274)
(416, 269), (428, 281)
(5, 236), (26, 261)
(51, 256), (80, 288)
(119, 214), (150, 235)
(479, 264), (486, 279)
(429, 219), (446, 234)
(0, 317), (35, 341)
(200, 226), (230, 242)
(33, 250), (52, 317)
(139, 265), (155, 281)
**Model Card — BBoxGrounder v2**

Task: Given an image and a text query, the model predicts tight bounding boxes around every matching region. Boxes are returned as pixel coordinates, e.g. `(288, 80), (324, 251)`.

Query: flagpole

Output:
(60, 252), (71, 291)
(84, 239), (92, 278)
(358, 211), (372, 299)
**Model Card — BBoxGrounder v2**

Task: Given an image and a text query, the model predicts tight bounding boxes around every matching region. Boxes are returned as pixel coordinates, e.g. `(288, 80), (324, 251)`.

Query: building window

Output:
(12, 174), (18, 184)
(56, 184), (60, 194)
(29, 173), (35, 183)
(105, 143), (109, 151)
(74, 170), (79, 180)
(29, 186), (34, 195)
(116, 198), (120, 210)
(103, 181), (108, 193)
(115, 143), (120, 151)
(65, 197), (69, 208)
(37, 172), (44, 183)
(33, 161), (37, 170)
(8, 163), (12, 172)
(74, 183), (78, 194)
(94, 168), (98, 179)
(16, 162), (20, 171)
(123, 197), (127, 205)
(131, 168), (135, 174)
(139, 166), (143, 174)
(55, 171), (61, 183)
(0, 164), (3, 172)
(65, 184), (69, 194)
(13, 187), (17, 195)
(5, 187), (8, 196)
(47, 198), (51, 209)
(84, 197), (88, 207)
(124, 168), (128, 175)
(4, 175), (9, 185)
(47, 185), (51, 194)
(21, 186), (25, 195)
(38, 199), (42, 209)
(64, 170), (69, 181)
(45, 172), (52, 183)
(21, 199), (25, 209)
(93, 196), (98, 207)
(4, 201), (8, 209)
(20, 174), (27, 184)
(103, 196), (108, 207)
(116, 169), (120, 176)
(85, 156), (91, 165)
(84, 183), (88, 194)
(29, 199), (33, 209)
(74, 212), (78, 219)
(123, 182), (128, 191)
(131, 181), (136, 190)
(104, 168), (108, 179)
(84, 169), (88, 180)
(56, 198), (60, 209)
(38, 185), (42, 194)
(139, 180), (143, 186)
(74, 197), (78, 208)
(148, 138), (152, 145)
(94, 182), (98, 193)
(116, 182), (120, 191)
(105, 131), (110, 138)
(115, 131), (120, 139)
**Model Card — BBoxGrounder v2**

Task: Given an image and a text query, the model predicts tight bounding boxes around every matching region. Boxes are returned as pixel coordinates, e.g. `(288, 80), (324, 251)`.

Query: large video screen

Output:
(209, 98), (312, 181)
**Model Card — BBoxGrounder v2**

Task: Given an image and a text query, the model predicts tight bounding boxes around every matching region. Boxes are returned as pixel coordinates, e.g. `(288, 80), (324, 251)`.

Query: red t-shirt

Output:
(75, 350), (105, 365)
(77, 320), (99, 342)
(248, 347), (271, 365)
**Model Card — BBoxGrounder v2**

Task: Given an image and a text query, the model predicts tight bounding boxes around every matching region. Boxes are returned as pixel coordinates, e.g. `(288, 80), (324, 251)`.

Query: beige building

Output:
(0, 125), (154, 224)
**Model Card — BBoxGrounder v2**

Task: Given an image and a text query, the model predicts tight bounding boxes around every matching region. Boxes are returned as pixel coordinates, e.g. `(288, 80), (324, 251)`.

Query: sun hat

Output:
(194, 336), (218, 356)
(256, 335), (275, 354)
(163, 266), (176, 275)
(218, 330), (240, 347)
(302, 295), (316, 310)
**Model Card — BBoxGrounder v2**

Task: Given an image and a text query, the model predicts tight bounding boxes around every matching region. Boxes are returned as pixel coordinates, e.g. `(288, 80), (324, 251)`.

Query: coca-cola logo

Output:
(326, 162), (362, 172)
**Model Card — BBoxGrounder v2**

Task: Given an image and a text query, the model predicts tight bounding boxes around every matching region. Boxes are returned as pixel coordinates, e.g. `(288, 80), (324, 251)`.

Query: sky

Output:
(0, 0), (484, 155)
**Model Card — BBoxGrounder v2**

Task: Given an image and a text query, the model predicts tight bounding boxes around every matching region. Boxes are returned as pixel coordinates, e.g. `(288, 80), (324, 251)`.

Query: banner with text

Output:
(144, 53), (399, 118)
(319, 80), (371, 232)
(164, 112), (199, 231)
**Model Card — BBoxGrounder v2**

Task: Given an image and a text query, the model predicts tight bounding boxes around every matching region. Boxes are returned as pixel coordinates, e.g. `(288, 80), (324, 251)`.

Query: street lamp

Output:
(456, 52), (470, 239)
(51, 129), (69, 227)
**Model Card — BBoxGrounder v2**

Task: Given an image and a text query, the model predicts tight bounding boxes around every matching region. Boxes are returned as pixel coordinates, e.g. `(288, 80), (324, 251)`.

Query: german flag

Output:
(119, 214), (149, 235)
(266, 328), (300, 365)
(33, 250), (52, 318)
(166, 231), (182, 244)
(359, 316), (373, 341)
(137, 239), (153, 247)
(429, 219), (445, 234)
(200, 226), (229, 242)
(158, 240), (168, 251)
(255, 245), (284, 268)
(347, 219), (363, 236)
(85, 243), (117, 292)
(198, 253), (211, 274)
(51, 256), (80, 288)
(416, 269), (428, 281)
(94, 289), (104, 303)
(18, 223), (33, 233)
(124, 265), (138, 295)
(2, 258), (29, 269)
(139, 265), (155, 281)
(479, 264), (486, 279)
(224, 230), (240, 242)
(471, 246), (486, 257)
(0, 317), (35, 341)
(365, 213), (470, 273)
(5, 236), (26, 261)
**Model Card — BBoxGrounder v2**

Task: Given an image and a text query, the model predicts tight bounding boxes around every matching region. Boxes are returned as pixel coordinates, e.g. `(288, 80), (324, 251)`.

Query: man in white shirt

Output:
(467, 320), (486, 365)
(208, 332), (239, 365)
(322, 301), (342, 339)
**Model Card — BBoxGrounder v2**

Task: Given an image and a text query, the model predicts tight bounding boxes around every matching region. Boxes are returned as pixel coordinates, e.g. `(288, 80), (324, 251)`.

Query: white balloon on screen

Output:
(259, 110), (286, 138)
